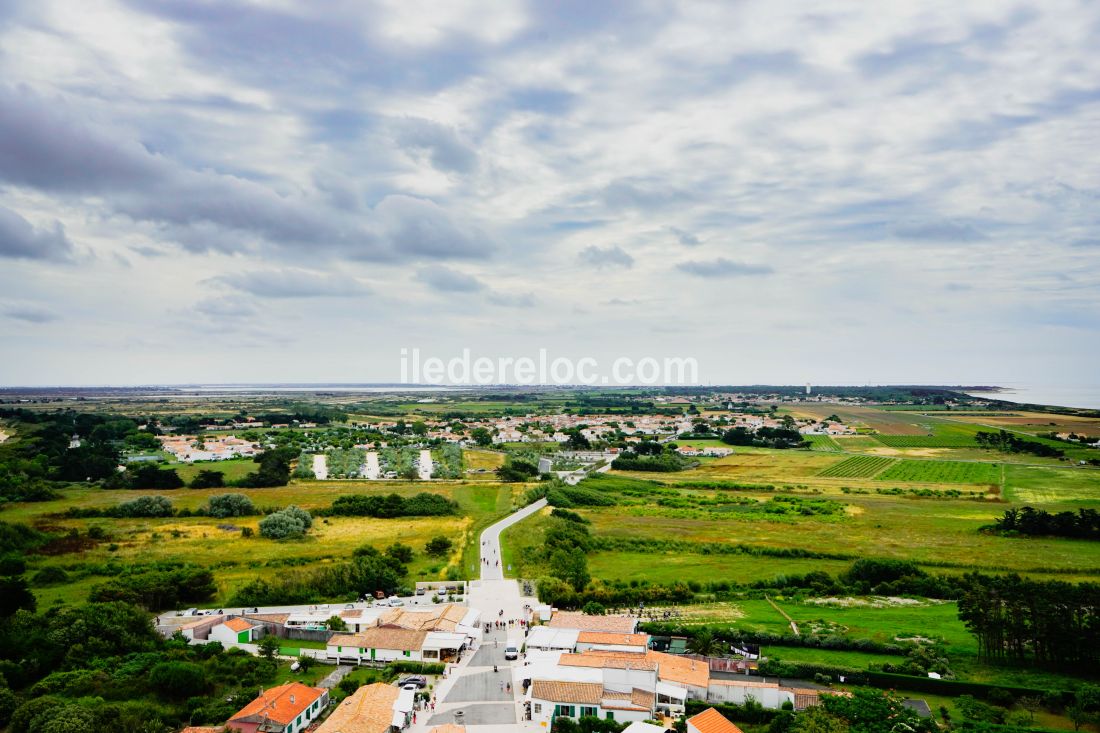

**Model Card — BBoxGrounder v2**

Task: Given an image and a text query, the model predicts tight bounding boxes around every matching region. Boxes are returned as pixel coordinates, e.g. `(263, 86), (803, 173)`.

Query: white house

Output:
(209, 617), (260, 645)
(529, 680), (655, 729)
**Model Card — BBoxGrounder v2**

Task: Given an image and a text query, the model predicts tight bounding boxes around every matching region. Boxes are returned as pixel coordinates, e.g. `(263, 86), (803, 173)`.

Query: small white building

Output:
(526, 626), (579, 652)
(209, 617), (260, 646)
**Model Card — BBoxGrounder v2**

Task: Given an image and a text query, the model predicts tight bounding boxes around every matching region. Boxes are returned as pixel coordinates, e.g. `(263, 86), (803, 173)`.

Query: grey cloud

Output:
(374, 195), (494, 260)
(208, 268), (369, 298)
(394, 117), (477, 174)
(1, 300), (60, 323)
(416, 265), (485, 293)
(668, 227), (701, 247)
(676, 258), (773, 277)
(578, 245), (634, 268)
(487, 292), (536, 308)
(892, 220), (986, 242)
(0, 204), (74, 261)
(0, 86), (489, 264)
(194, 295), (259, 317)
(604, 298), (641, 306)
(0, 85), (163, 192)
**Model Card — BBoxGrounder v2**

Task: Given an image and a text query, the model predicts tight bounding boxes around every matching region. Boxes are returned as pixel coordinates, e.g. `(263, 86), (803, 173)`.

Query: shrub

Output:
(31, 567), (69, 586)
(149, 661), (207, 698)
(386, 543), (414, 563)
(206, 493), (256, 518)
(424, 536), (453, 557)
(259, 507), (312, 539)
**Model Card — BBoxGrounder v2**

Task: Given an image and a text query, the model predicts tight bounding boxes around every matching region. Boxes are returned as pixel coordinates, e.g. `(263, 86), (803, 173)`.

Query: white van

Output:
(504, 637), (519, 660)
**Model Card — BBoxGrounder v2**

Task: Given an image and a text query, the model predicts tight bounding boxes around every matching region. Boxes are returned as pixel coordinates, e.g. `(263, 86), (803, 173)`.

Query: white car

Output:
(386, 596), (405, 606)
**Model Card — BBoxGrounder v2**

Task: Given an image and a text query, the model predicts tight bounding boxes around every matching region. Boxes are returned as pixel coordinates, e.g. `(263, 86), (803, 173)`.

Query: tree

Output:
(206, 493), (255, 518)
(425, 536), (453, 557)
(386, 543), (414, 563)
(549, 549), (590, 592)
(281, 505), (312, 530)
(687, 628), (718, 656)
(820, 688), (936, 733)
(326, 615), (348, 631)
(791, 706), (849, 733)
(0, 576), (36, 617)
(149, 660), (207, 698)
(581, 601), (605, 615)
(1067, 685), (1100, 732)
(470, 427), (493, 446)
(190, 470), (225, 489)
(257, 635), (281, 660)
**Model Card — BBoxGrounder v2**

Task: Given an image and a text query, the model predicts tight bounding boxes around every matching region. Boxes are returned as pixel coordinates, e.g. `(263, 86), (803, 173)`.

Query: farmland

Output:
(816, 455), (895, 478)
(802, 434), (841, 451)
(876, 459), (1000, 485)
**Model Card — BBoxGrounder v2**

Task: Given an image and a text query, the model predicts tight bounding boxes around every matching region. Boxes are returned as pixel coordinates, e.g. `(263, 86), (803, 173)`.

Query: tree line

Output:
(975, 430), (1064, 458)
(957, 572), (1100, 669)
(991, 506), (1100, 540)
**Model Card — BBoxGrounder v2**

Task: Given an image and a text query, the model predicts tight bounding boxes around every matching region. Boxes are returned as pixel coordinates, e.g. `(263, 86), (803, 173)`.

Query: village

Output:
(165, 499), (857, 733)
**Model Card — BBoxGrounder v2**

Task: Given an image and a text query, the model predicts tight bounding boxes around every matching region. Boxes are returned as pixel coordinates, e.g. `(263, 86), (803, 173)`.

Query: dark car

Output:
(397, 675), (427, 688)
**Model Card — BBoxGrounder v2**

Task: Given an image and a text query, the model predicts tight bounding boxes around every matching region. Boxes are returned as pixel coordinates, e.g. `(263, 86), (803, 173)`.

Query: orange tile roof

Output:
(315, 682), (397, 733)
(559, 651), (657, 671)
(229, 683), (326, 727)
(577, 632), (648, 646)
(329, 627), (428, 651)
(688, 708), (744, 733)
(180, 728), (223, 733)
(647, 650), (710, 688)
(530, 680), (603, 705)
(428, 726), (466, 733)
(223, 617), (255, 633)
(548, 612), (637, 633)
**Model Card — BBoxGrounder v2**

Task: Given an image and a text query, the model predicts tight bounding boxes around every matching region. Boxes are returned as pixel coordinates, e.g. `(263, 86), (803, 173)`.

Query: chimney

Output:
(290, 694), (296, 705)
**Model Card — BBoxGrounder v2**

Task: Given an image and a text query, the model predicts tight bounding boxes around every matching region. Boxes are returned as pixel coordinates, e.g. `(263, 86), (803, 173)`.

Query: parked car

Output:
(398, 676), (427, 688)
(415, 588), (426, 596)
(386, 596), (405, 607)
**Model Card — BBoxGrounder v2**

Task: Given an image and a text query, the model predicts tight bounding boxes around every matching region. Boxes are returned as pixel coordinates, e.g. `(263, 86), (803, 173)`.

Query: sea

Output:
(963, 385), (1100, 411)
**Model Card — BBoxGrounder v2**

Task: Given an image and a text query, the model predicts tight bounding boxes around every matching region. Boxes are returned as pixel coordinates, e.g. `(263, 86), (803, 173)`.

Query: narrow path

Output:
(766, 594), (799, 635)
(479, 499), (547, 581)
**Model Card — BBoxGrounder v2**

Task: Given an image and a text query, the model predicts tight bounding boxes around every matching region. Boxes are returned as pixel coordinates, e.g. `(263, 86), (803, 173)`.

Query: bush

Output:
(116, 495), (175, 518)
(190, 469), (225, 489)
(206, 493), (255, 518)
(425, 536), (453, 557)
(259, 506), (312, 539)
(31, 567), (69, 586)
(149, 661), (207, 698)
(386, 543), (414, 563)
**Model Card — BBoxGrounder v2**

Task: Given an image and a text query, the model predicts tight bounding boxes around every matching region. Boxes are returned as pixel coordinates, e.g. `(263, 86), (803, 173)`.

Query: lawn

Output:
(170, 458), (259, 484)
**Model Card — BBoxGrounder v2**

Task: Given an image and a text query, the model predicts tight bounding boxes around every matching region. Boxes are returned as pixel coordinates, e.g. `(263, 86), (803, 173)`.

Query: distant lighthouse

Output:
(805, 383), (811, 395)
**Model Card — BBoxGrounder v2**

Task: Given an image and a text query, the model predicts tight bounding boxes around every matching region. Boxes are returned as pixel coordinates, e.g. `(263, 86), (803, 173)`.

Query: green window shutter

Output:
(606, 712), (614, 721)
(337, 646), (342, 652)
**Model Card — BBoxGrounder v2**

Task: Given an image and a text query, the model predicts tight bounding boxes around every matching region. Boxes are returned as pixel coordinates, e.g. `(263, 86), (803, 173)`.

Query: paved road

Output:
(312, 454), (328, 479)
(479, 498), (547, 581)
(363, 451), (379, 479)
(418, 449), (433, 480)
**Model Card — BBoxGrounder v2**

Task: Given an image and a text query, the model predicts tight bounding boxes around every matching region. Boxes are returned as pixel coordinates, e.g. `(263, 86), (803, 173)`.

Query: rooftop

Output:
(229, 682), (326, 727)
(315, 682), (398, 733)
(688, 708), (745, 733)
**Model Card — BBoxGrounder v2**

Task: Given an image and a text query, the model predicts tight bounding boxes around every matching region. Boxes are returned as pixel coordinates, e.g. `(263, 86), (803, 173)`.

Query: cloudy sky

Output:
(1, 0), (1098, 387)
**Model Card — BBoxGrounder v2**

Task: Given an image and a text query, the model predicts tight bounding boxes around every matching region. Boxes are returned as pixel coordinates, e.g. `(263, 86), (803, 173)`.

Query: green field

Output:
(803, 434), (841, 451)
(876, 459), (1000, 485)
(817, 455), (896, 478)
(20, 480), (516, 607)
